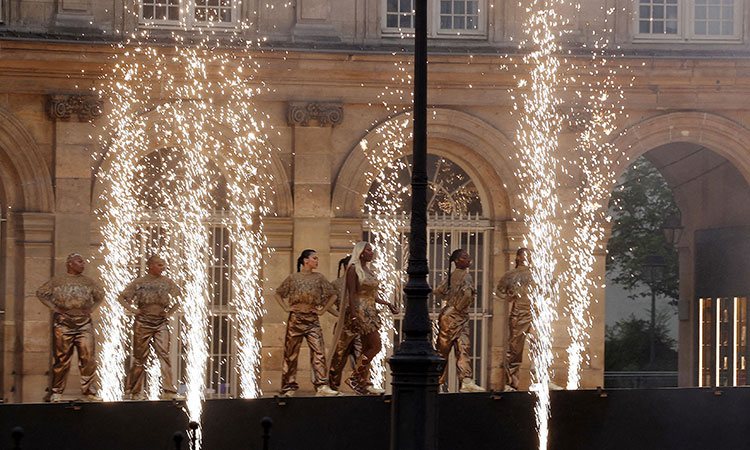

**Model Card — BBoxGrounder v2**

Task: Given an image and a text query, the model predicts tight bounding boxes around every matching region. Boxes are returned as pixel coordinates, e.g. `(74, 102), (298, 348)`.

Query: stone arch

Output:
(611, 111), (750, 188)
(92, 103), (292, 216)
(0, 105), (54, 212)
(332, 108), (517, 220)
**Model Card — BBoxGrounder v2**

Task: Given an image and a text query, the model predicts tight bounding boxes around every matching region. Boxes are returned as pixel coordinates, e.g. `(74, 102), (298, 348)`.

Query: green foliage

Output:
(606, 156), (679, 303)
(605, 313), (677, 371)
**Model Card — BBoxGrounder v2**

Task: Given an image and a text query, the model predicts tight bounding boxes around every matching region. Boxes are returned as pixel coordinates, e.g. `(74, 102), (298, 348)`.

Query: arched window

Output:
(364, 153), (491, 392)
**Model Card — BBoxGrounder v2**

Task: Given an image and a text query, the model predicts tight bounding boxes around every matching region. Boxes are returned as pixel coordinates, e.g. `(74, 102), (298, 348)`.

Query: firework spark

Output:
(512, 0), (565, 448)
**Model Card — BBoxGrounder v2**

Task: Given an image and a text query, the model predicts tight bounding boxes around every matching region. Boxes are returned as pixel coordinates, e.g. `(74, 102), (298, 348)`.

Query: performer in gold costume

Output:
(275, 249), (340, 397)
(496, 248), (533, 391)
(433, 249), (484, 393)
(119, 255), (182, 400)
(36, 253), (104, 402)
(328, 242), (398, 395)
(327, 255), (363, 391)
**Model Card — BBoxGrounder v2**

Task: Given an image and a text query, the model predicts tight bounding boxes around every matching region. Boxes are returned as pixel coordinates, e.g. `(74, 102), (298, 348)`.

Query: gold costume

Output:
(497, 265), (533, 390)
(119, 274), (180, 395)
(327, 276), (363, 391)
(433, 268), (476, 385)
(36, 273), (104, 396)
(276, 272), (338, 393)
(329, 270), (380, 393)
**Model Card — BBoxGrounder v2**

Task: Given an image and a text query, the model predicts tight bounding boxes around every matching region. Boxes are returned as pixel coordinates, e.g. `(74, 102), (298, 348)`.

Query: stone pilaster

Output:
(12, 212), (55, 403)
(292, 0), (341, 42)
(47, 94), (100, 276)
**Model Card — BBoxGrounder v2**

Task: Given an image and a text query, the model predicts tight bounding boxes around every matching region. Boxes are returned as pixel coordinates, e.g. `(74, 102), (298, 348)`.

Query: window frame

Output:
(381, 0), (488, 39)
(138, 0), (240, 31)
(633, 0), (743, 43)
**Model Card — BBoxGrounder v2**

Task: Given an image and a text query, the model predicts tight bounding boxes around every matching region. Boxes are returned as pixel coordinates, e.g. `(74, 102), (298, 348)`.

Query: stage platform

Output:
(2, 387), (749, 449)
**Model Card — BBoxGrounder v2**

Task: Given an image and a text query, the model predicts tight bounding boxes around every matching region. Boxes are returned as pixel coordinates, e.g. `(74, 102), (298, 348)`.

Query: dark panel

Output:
(3, 389), (750, 450)
(695, 227), (750, 298)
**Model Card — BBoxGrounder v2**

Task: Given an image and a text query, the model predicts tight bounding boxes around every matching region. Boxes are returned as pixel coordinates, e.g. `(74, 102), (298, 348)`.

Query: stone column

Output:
(47, 95), (102, 275)
(285, 101), (343, 393)
(12, 212), (55, 403)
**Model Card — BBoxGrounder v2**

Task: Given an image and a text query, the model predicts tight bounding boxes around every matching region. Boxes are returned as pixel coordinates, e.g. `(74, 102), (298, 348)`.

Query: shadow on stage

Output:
(2, 387), (749, 449)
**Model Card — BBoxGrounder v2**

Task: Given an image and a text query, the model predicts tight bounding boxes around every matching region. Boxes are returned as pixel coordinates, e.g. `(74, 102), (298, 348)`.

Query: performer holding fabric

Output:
(275, 249), (340, 397)
(327, 255), (363, 391)
(496, 247), (533, 391)
(433, 249), (484, 393)
(328, 242), (398, 395)
(119, 255), (182, 400)
(37, 253), (104, 402)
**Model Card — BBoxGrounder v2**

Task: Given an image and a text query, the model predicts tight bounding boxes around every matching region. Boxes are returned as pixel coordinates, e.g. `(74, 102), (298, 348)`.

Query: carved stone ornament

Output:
(47, 95), (103, 122)
(287, 102), (343, 127)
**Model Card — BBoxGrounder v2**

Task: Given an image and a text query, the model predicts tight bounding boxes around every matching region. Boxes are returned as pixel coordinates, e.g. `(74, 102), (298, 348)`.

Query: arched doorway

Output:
(606, 121), (750, 387)
(364, 153), (492, 391)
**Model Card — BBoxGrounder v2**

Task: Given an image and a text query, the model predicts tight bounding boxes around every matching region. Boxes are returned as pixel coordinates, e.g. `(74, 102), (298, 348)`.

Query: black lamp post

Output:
(388, 1), (444, 449)
(643, 253), (666, 366)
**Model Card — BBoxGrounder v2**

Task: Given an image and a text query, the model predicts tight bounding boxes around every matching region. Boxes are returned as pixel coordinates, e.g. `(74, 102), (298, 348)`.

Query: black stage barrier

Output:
(2, 387), (749, 449)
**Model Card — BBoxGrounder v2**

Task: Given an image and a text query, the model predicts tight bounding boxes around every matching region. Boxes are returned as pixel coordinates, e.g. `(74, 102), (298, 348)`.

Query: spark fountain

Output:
(512, 0), (565, 448)
(561, 4), (629, 390)
(96, 13), (276, 448)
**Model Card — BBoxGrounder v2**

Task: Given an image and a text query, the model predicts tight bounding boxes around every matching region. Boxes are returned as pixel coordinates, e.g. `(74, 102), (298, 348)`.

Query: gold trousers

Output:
(436, 307), (472, 385)
(505, 300), (532, 390)
(126, 314), (176, 394)
(328, 323), (363, 390)
(281, 312), (328, 393)
(51, 314), (96, 395)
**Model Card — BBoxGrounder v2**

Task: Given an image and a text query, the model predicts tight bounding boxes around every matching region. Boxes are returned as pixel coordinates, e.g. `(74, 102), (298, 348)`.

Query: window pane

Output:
(653, 5), (664, 19)
(653, 21), (664, 33)
(695, 21), (707, 34)
(467, 1), (478, 14)
(143, 5), (155, 19)
(441, 0), (451, 14)
(708, 21), (721, 34)
(387, 0), (398, 12)
(695, 6), (707, 19)
(640, 5), (651, 17)
(441, 15), (452, 29)
(640, 20), (651, 33)
(722, 6), (733, 19)
(400, 0), (411, 13)
(387, 14), (398, 27)
(454, 16), (464, 29)
(722, 21), (733, 35)
(709, 6), (720, 19)
(155, 5), (167, 19)
(666, 5), (677, 18)
(666, 20), (678, 33)
(400, 15), (412, 28)
(168, 6), (179, 20)
(455, 0), (465, 14)
(467, 15), (476, 29)
(221, 8), (231, 22)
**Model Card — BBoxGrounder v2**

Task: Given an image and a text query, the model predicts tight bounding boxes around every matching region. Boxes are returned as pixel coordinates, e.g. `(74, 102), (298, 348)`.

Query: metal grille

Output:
(130, 221), (237, 398)
(366, 213), (491, 392)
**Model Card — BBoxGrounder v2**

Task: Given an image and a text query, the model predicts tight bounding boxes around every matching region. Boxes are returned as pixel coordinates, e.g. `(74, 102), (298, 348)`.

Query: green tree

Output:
(605, 313), (677, 371)
(606, 156), (679, 304)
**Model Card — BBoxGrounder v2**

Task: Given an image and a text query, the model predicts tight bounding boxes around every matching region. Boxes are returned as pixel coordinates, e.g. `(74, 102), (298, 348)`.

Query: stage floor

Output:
(2, 387), (748, 449)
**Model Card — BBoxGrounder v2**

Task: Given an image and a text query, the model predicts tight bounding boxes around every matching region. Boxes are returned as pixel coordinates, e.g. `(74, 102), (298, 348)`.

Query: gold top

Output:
(496, 265), (533, 302)
(356, 270), (379, 307)
(433, 268), (476, 312)
(276, 272), (337, 311)
(119, 274), (180, 312)
(36, 273), (104, 313)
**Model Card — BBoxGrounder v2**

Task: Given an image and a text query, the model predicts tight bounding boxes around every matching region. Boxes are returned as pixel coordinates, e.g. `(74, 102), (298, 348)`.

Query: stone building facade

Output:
(1, 0), (750, 402)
